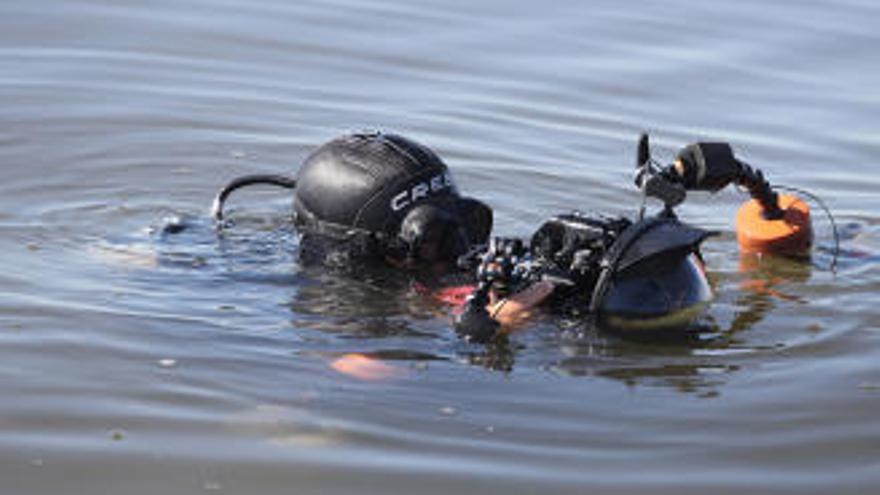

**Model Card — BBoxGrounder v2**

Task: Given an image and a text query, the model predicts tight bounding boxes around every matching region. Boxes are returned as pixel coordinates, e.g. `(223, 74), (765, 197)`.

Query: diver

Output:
(212, 132), (832, 344)
(212, 132), (500, 299)
(214, 132), (491, 269)
(212, 131), (572, 336)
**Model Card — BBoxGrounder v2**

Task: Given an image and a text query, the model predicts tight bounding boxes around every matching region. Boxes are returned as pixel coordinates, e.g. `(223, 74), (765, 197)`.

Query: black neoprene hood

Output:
(293, 132), (490, 244)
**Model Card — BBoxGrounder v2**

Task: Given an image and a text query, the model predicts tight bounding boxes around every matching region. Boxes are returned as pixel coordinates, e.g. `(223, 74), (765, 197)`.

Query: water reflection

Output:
(546, 251), (816, 395)
(726, 252), (812, 334)
(457, 338), (521, 373)
(548, 328), (732, 396)
(286, 265), (439, 338)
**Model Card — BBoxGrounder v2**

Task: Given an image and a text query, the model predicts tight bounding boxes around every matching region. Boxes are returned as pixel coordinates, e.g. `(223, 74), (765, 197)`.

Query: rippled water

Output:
(2, 0), (879, 493)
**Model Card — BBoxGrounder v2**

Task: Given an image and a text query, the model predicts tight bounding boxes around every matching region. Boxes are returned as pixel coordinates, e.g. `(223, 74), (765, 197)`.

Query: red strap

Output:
(412, 281), (475, 307)
(433, 285), (475, 306)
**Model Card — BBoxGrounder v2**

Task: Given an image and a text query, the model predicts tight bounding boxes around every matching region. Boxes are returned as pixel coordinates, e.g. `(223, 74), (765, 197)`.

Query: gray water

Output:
(2, 0), (880, 493)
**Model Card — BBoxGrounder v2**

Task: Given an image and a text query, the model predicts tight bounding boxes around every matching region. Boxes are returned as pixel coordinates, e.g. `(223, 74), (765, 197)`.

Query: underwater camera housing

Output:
(455, 214), (715, 341)
(530, 210), (716, 333)
(457, 132), (829, 342)
(456, 200), (717, 341)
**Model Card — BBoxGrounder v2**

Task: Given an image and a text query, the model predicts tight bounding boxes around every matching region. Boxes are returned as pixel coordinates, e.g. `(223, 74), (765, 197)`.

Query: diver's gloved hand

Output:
(674, 142), (742, 192)
(454, 298), (500, 344)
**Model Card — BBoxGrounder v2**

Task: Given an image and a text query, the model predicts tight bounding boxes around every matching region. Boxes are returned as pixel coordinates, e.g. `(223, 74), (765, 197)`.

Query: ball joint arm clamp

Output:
(672, 143), (784, 220)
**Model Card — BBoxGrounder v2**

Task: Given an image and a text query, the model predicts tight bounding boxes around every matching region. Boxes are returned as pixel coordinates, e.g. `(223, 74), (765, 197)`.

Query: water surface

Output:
(2, 0), (879, 493)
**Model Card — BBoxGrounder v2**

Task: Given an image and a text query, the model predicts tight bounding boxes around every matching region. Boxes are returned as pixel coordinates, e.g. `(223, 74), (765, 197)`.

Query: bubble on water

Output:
(439, 406), (457, 416)
(226, 404), (345, 448)
(158, 358), (178, 368)
(203, 481), (223, 491)
(87, 241), (158, 269)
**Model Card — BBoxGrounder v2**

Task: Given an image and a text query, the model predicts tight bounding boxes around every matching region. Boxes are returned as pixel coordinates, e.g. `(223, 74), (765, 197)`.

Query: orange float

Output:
(736, 193), (812, 255)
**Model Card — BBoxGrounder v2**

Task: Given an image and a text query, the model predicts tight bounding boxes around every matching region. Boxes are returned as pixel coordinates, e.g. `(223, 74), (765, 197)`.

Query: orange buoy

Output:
(736, 193), (812, 255)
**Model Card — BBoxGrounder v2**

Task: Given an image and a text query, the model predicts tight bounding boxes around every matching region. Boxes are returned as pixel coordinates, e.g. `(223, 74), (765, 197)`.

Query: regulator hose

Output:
(211, 174), (297, 222)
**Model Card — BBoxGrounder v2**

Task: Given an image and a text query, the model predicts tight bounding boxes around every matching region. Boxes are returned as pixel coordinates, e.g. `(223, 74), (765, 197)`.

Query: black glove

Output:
(454, 297), (500, 344)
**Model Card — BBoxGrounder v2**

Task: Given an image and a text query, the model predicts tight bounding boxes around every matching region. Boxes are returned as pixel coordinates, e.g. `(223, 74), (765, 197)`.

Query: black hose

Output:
(211, 174), (297, 222)
(735, 161), (784, 220)
(775, 184), (841, 272)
